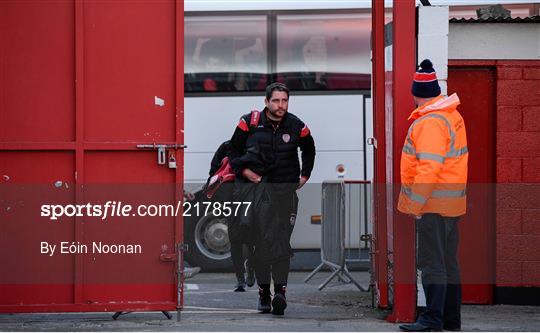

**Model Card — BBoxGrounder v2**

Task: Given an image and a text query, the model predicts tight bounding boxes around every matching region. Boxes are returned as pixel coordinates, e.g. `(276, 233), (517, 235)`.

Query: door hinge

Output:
(159, 243), (188, 262)
(367, 137), (378, 149)
(159, 253), (178, 262)
(177, 243), (188, 252)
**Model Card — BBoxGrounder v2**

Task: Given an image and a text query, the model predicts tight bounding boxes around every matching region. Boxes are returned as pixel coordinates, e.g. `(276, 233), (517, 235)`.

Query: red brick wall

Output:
(495, 60), (540, 287)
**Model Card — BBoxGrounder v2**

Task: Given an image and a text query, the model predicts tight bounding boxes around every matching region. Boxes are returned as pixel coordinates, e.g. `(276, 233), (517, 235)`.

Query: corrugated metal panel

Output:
(450, 15), (540, 23)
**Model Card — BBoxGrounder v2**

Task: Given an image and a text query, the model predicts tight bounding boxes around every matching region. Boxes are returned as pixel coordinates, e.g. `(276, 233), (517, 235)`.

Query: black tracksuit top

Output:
(229, 109), (316, 183)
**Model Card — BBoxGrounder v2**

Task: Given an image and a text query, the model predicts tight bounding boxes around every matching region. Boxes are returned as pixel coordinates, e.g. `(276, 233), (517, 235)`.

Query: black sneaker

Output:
(245, 259), (255, 287)
(257, 288), (271, 313)
(271, 293), (287, 315)
(234, 277), (246, 292)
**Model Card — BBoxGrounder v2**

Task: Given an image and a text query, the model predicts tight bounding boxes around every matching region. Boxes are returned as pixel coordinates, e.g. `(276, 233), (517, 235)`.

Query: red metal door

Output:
(0, 1), (185, 312)
(448, 65), (496, 304)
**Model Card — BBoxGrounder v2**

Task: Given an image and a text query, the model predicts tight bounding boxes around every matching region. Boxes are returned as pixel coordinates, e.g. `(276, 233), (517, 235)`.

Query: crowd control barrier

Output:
(304, 180), (372, 291)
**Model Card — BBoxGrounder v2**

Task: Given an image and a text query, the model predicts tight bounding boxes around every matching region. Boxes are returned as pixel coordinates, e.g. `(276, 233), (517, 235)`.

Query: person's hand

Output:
(242, 169), (262, 183)
(298, 176), (308, 189)
(183, 190), (195, 201)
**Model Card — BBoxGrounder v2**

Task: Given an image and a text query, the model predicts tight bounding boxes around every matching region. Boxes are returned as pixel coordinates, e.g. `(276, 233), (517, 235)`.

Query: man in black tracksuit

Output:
(228, 82), (316, 315)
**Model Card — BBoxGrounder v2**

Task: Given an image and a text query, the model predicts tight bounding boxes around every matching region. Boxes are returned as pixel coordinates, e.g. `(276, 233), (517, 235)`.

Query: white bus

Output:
(183, 3), (374, 270)
(182, 0), (539, 270)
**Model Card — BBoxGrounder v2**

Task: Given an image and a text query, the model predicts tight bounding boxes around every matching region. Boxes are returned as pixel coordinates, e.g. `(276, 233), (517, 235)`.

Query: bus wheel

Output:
(184, 214), (233, 272)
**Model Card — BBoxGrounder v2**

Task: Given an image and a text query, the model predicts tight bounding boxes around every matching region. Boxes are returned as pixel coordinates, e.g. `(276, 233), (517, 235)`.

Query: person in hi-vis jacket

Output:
(398, 59), (468, 332)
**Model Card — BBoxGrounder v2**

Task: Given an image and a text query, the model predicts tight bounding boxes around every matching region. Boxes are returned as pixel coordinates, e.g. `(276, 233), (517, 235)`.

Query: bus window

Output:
(276, 13), (371, 91)
(185, 15), (268, 93)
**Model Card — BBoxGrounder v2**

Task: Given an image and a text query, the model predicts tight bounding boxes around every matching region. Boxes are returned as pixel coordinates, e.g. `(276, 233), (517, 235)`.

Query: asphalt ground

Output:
(1, 272), (539, 331)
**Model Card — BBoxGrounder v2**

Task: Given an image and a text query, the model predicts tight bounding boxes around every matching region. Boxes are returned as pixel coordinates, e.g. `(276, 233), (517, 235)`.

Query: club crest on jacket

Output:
(282, 134), (290, 143)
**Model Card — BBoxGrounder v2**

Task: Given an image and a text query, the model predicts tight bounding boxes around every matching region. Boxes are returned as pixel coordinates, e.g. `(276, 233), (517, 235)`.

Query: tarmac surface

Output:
(1, 271), (540, 331)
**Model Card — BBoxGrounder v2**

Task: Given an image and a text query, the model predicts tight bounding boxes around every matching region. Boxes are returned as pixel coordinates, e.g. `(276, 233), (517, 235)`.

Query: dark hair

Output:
(265, 82), (290, 100)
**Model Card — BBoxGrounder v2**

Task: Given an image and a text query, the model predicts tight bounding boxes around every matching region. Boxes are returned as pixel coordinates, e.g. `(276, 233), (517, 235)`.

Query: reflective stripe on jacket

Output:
(397, 93), (468, 217)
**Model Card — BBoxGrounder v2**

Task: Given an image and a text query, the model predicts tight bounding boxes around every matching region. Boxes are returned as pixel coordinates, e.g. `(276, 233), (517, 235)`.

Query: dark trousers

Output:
(254, 256), (290, 286)
(416, 213), (462, 330)
(252, 185), (297, 288)
(231, 242), (254, 280)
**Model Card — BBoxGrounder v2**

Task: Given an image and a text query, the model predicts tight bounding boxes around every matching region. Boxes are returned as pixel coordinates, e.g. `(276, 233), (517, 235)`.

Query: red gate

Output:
(0, 1), (185, 313)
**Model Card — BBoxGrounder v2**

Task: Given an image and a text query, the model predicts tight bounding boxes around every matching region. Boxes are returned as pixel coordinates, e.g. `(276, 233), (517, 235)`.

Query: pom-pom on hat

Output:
(411, 59), (441, 98)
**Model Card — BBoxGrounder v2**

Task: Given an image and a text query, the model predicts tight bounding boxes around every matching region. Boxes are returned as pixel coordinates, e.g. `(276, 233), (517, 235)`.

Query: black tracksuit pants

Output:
(254, 186), (298, 286)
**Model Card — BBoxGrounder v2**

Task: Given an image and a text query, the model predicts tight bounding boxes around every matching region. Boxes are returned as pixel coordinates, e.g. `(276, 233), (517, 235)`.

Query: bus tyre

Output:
(184, 214), (234, 272)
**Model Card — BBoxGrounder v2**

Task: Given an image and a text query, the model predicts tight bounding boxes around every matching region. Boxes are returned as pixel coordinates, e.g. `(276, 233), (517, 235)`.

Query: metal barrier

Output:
(304, 180), (371, 291)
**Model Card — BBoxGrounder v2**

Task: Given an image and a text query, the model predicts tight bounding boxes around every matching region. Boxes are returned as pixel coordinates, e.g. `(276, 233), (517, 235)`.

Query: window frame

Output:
(184, 8), (372, 97)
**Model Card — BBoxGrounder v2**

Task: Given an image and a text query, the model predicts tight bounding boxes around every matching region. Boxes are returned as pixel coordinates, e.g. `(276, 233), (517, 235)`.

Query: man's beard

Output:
(270, 109), (286, 118)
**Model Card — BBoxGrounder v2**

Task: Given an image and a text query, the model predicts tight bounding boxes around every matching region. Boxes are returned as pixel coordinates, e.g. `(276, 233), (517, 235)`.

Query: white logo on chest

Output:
(282, 134), (290, 143)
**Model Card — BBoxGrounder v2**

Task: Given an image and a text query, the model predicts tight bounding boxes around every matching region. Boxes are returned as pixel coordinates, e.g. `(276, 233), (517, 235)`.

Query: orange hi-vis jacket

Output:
(397, 93), (468, 217)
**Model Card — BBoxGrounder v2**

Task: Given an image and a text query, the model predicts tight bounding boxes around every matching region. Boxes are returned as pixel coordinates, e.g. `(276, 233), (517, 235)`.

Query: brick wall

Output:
(496, 60), (540, 287)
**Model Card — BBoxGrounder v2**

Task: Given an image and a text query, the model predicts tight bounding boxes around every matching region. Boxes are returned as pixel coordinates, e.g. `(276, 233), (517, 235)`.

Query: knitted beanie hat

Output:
(411, 59), (441, 98)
